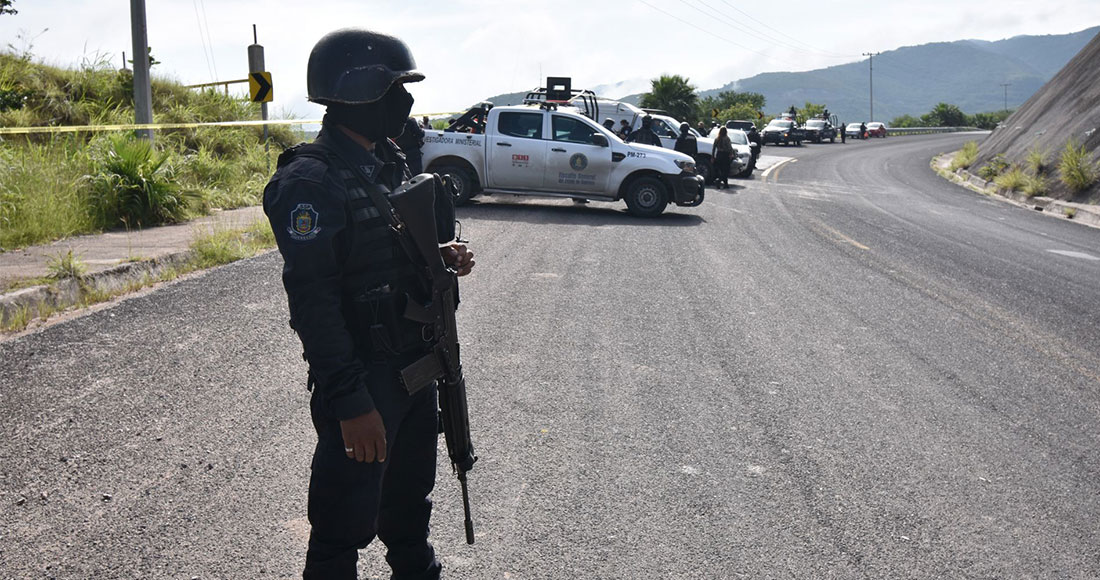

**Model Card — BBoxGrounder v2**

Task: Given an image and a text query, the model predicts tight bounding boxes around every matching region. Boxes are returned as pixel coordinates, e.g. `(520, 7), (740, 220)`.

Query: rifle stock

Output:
(390, 174), (478, 544)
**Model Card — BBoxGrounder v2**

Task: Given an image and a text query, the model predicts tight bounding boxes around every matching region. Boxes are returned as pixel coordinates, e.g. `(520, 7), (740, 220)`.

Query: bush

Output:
(993, 166), (1027, 191)
(1026, 146), (1050, 176)
(950, 141), (979, 171)
(1021, 173), (1048, 198)
(1058, 138), (1099, 192)
(977, 154), (1009, 180)
(86, 135), (199, 228)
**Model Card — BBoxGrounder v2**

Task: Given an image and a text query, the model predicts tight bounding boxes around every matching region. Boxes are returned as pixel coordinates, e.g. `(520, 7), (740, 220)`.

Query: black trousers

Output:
(303, 363), (442, 580)
(714, 151), (732, 185)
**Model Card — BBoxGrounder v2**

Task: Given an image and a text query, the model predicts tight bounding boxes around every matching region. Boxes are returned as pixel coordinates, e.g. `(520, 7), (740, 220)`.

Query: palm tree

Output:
(640, 75), (698, 123)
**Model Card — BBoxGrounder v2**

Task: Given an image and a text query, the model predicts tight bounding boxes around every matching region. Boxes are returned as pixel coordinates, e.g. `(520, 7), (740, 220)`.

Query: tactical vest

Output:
(278, 141), (434, 360)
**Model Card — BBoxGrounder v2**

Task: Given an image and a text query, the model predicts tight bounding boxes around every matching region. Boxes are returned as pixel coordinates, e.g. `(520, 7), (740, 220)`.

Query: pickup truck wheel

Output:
(735, 164), (754, 179)
(624, 176), (668, 217)
(694, 155), (714, 184)
(435, 165), (476, 205)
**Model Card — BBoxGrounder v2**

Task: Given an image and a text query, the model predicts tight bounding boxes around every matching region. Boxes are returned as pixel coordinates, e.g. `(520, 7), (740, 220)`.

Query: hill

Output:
(483, 27), (1098, 124)
(704, 27), (1098, 123)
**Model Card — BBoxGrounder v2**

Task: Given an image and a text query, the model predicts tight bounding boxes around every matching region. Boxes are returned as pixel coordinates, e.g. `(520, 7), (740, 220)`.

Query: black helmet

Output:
(679, 122), (690, 133)
(307, 28), (425, 105)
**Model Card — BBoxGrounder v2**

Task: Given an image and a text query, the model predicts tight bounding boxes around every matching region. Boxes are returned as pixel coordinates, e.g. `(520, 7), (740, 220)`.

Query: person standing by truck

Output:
(627, 115), (663, 146)
(674, 122), (697, 157)
(712, 126), (734, 189)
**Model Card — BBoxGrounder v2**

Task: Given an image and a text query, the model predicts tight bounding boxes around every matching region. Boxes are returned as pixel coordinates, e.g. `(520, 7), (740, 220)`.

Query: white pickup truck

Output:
(420, 103), (705, 217)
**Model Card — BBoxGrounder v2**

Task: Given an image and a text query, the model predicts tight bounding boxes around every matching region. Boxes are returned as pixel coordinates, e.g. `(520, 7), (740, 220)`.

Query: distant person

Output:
(697, 121), (707, 134)
(712, 126), (734, 189)
(618, 119), (631, 139)
(674, 122), (698, 157)
(421, 115), (431, 129)
(859, 121), (867, 140)
(841, 121), (846, 143)
(746, 125), (762, 160)
(394, 116), (426, 175)
(603, 118), (616, 131)
(627, 115), (662, 146)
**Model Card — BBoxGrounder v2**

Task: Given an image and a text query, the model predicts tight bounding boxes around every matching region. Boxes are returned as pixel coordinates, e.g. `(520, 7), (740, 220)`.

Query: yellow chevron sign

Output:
(249, 72), (273, 103)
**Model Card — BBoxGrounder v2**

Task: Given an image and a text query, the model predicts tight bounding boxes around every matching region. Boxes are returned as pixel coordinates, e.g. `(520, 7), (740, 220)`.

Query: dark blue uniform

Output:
(263, 121), (442, 580)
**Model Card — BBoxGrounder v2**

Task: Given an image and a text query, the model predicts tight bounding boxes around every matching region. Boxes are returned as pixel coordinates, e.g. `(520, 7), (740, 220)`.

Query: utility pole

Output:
(862, 52), (880, 122)
(130, 0), (154, 142)
(1000, 82), (1011, 113)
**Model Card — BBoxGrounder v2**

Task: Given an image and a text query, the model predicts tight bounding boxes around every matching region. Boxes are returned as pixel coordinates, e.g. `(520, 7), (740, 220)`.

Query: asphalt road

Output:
(2, 133), (1098, 579)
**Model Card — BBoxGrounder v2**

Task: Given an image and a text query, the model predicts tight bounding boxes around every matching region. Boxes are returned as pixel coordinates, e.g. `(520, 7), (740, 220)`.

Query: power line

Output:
(199, 0), (219, 81)
(635, 0), (783, 65)
(192, 0), (215, 81)
(678, 0), (809, 55)
(717, 0), (857, 58)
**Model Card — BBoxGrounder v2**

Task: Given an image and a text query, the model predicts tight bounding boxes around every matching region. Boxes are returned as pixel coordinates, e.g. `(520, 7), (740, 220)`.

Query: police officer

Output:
(627, 115), (662, 146)
(674, 122), (697, 157)
(262, 28), (474, 580)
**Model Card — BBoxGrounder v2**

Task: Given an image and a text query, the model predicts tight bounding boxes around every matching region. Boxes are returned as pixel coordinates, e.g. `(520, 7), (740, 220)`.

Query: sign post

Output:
(248, 25), (271, 170)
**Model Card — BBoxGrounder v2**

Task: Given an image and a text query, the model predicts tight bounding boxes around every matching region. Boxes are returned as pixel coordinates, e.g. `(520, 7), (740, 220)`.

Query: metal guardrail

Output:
(885, 127), (982, 136)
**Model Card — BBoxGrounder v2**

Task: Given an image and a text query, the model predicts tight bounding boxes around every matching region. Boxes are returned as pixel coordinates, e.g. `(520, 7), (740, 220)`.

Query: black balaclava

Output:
(327, 82), (415, 144)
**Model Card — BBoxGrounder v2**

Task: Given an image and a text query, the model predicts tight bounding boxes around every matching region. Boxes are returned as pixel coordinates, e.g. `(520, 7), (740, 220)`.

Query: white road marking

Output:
(761, 157), (796, 179)
(1047, 250), (1100, 261)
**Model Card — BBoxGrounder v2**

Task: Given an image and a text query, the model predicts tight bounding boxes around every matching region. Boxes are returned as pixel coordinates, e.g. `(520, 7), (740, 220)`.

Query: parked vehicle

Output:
(707, 127), (758, 178)
(844, 123), (865, 140)
(866, 122), (888, 138)
(421, 99), (704, 217)
(802, 119), (837, 143)
(724, 119), (756, 132)
(761, 118), (804, 146)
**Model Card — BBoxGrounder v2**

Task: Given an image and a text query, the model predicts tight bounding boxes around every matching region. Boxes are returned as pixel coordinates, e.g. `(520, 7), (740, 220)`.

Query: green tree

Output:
(640, 75), (699, 123)
(969, 110), (1012, 130)
(800, 102), (827, 120)
(0, 0), (16, 16)
(698, 90), (765, 115)
(717, 103), (763, 127)
(923, 103), (968, 127)
(890, 114), (922, 128)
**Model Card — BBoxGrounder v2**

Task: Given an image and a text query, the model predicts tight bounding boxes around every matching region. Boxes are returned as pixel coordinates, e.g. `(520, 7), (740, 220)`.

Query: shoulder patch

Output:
(288, 203), (322, 241)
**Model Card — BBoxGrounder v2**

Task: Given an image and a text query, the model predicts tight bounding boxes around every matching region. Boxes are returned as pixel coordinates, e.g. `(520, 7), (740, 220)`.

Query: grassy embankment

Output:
(0, 51), (302, 249)
(0, 52), (299, 332)
(947, 139), (1099, 202)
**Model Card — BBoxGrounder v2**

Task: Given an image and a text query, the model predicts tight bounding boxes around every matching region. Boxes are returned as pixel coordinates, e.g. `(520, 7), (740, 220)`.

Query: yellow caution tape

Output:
(0, 118), (323, 136)
(0, 111), (465, 136)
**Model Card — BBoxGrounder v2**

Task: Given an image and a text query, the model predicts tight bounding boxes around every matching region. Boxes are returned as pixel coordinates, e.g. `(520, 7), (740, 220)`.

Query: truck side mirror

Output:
(591, 134), (609, 147)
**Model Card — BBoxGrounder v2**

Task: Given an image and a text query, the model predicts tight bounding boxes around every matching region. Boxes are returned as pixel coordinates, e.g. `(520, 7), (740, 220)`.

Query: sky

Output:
(2, 0), (1099, 122)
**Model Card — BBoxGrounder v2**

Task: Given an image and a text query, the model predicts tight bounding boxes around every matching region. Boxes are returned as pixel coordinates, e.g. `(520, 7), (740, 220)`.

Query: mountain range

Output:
(483, 26), (1099, 124)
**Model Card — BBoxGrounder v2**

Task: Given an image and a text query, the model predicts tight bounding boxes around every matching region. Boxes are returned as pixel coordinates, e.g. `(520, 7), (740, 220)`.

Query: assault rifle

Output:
(389, 173), (478, 545)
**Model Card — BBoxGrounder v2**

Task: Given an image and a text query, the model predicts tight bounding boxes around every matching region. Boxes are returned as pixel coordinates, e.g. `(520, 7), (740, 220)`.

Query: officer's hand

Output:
(340, 410), (387, 463)
(441, 243), (475, 277)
